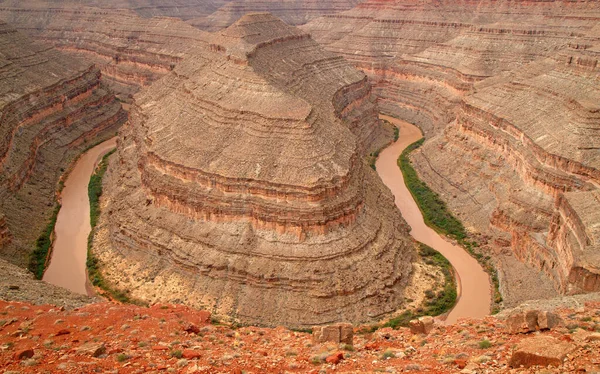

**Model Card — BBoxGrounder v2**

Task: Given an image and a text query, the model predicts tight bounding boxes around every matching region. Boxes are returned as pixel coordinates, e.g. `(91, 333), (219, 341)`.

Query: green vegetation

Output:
(86, 149), (144, 305)
(29, 203), (61, 279)
(398, 136), (502, 312)
(478, 339), (492, 349)
(368, 149), (381, 170)
(398, 138), (467, 241)
(418, 243), (457, 316)
(171, 350), (183, 359)
(380, 243), (457, 330)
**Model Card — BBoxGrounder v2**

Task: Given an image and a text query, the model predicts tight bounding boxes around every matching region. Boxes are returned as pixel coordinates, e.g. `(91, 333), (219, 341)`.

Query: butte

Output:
(90, 13), (415, 327)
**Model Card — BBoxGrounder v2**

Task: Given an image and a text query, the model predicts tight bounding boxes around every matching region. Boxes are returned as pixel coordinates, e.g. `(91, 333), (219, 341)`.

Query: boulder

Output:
(409, 316), (434, 334)
(509, 336), (575, 368)
(506, 310), (562, 334)
(15, 349), (34, 360)
(312, 323), (354, 345)
(76, 342), (106, 357)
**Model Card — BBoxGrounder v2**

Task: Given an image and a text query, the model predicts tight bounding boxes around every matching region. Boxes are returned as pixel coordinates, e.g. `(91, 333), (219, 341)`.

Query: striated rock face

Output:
(0, 0), (228, 20)
(0, 21), (126, 266)
(92, 13), (414, 328)
(187, 0), (365, 31)
(0, 5), (213, 100)
(303, 0), (600, 303)
(0, 214), (10, 248)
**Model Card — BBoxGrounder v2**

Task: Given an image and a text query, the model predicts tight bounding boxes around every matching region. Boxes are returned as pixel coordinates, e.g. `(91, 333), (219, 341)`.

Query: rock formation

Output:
(0, 21), (126, 266)
(91, 13), (413, 327)
(187, 0), (365, 31)
(0, 0), (362, 99)
(302, 0), (600, 305)
(0, 5), (212, 100)
(0, 0), (228, 20)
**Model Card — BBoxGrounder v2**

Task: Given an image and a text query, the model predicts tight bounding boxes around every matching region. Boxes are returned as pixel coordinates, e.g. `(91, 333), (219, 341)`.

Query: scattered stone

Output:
(409, 316), (434, 335)
(8, 285), (19, 290)
(509, 336), (576, 368)
(586, 333), (600, 342)
(506, 310), (562, 334)
(76, 342), (106, 357)
(15, 348), (34, 360)
(183, 323), (200, 334)
(182, 349), (201, 360)
(312, 323), (353, 345)
(56, 329), (70, 336)
(325, 352), (344, 365)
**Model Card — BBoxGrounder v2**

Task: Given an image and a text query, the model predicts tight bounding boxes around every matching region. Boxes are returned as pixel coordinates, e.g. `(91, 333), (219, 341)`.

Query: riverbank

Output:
(376, 114), (491, 323)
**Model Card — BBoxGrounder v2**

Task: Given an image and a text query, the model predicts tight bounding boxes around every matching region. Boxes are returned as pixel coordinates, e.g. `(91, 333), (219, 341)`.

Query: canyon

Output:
(302, 0), (600, 306)
(89, 13), (414, 328)
(0, 0), (597, 348)
(0, 21), (125, 268)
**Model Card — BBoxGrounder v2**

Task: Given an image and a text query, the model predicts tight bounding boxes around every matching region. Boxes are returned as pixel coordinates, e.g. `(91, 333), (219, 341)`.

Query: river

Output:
(43, 138), (117, 296)
(376, 115), (491, 323)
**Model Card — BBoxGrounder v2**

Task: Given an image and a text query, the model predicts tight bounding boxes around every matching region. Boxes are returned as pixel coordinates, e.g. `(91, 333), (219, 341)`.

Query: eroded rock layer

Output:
(303, 0), (600, 303)
(92, 13), (413, 327)
(187, 0), (364, 31)
(0, 21), (126, 265)
(0, 0), (228, 20)
(0, 5), (212, 100)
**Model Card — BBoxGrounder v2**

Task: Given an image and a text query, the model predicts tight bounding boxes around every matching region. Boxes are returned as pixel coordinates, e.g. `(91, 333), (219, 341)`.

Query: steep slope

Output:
(0, 5), (213, 100)
(302, 0), (600, 305)
(91, 13), (413, 328)
(0, 21), (126, 266)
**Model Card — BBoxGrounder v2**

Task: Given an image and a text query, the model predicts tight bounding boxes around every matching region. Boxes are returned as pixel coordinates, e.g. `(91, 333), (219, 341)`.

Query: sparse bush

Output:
(478, 339), (492, 349)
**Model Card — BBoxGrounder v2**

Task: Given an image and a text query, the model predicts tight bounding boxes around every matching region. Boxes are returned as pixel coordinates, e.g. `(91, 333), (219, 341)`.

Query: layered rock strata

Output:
(187, 0), (364, 31)
(0, 21), (125, 266)
(92, 13), (413, 327)
(303, 0), (600, 303)
(0, 5), (212, 100)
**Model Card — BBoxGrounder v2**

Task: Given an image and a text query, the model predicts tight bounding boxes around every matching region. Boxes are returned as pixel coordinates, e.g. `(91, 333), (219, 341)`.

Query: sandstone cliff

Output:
(0, 5), (213, 100)
(0, 21), (126, 266)
(303, 0), (600, 305)
(91, 13), (413, 328)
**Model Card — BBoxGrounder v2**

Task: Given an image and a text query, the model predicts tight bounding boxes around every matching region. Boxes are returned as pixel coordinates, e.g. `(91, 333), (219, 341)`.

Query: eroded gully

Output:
(43, 138), (117, 296)
(376, 114), (491, 323)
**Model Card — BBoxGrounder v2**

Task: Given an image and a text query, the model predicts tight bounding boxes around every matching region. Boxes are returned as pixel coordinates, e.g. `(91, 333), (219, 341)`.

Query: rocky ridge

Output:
(90, 13), (413, 328)
(0, 21), (125, 266)
(302, 0), (600, 305)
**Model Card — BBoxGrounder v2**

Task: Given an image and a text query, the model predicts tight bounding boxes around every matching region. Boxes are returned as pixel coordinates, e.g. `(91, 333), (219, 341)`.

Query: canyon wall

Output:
(0, 21), (126, 267)
(304, 0), (600, 305)
(187, 0), (364, 31)
(0, 1), (363, 100)
(0, 0), (228, 20)
(91, 13), (413, 327)
(0, 5), (213, 100)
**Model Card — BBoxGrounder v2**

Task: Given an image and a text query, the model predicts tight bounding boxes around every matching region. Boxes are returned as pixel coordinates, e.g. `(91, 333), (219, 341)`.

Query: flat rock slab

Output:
(509, 335), (575, 368)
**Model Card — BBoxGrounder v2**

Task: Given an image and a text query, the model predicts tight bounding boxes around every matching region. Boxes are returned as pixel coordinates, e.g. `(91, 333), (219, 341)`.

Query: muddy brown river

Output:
(43, 138), (117, 296)
(376, 115), (491, 323)
(43, 117), (490, 320)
